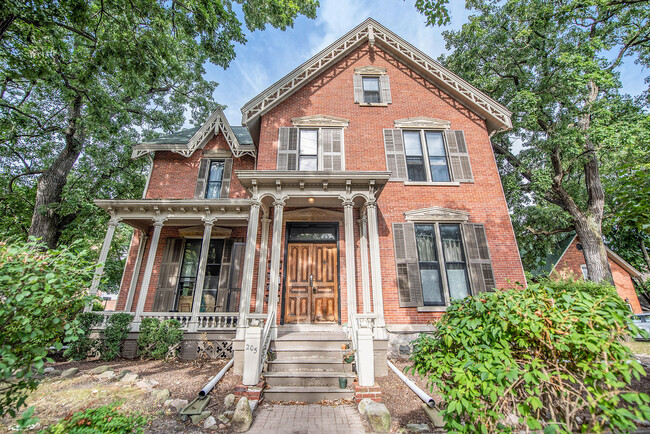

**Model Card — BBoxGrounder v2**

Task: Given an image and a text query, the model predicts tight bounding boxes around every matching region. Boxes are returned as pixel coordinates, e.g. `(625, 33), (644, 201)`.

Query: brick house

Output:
(534, 235), (643, 314)
(90, 18), (525, 400)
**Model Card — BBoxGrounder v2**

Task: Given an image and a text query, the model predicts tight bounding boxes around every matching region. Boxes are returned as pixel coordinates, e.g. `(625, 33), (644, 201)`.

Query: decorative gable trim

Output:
(241, 18), (512, 136)
(394, 117), (451, 129)
(354, 65), (387, 75)
(131, 109), (256, 159)
(291, 114), (350, 128)
(404, 206), (470, 222)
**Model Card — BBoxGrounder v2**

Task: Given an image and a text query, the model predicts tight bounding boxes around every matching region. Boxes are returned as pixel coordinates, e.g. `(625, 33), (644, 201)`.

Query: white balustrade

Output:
(91, 311), (239, 332)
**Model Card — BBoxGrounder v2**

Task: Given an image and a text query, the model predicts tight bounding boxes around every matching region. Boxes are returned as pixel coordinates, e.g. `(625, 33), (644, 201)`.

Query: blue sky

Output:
(205, 0), (647, 126)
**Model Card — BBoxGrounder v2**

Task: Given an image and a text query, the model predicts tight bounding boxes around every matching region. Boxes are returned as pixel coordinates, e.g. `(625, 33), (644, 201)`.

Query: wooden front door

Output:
(285, 243), (338, 324)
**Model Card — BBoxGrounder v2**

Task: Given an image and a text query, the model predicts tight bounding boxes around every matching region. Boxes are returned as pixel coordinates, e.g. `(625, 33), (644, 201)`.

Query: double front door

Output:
(284, 243), (338, 323)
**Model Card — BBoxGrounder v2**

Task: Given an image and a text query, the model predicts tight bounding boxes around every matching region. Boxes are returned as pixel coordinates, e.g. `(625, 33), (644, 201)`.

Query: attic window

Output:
(353, 66), (391, 105)
(362, 77), (381, 103)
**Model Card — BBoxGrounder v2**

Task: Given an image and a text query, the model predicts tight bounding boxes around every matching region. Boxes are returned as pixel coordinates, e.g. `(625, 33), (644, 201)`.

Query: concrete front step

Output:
(267, 358), (353, 373)
(265, 371), (356, 387)
(271, 340), (349, 351)
(271, 348), (347, 360)
(263, 386), (354, 403)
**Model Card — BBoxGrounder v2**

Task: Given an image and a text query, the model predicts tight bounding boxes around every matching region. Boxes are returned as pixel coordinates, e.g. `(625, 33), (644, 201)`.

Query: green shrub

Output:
(137, 318), (183, 360)
(409, 279), (650, 433)
(46, 402), (148, 433)
(100, 313), (133, 361)
(0, 239), (96, 418)
(64, 312), (104, 361)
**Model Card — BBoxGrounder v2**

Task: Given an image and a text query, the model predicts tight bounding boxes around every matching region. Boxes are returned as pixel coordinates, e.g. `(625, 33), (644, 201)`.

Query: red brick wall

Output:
(256, 42), (526, 324)
(555, 239), (642, 313)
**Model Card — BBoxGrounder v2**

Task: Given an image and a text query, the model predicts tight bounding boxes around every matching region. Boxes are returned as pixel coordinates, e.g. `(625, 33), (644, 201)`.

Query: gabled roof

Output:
(530, 234), (643, 279)
(241, 18), (513, 142)
(131, 108), (255, 159)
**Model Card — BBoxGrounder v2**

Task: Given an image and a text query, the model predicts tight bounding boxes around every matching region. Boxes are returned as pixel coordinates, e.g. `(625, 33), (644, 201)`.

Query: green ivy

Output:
(409, 279), (650, 433)
(100, 313), (133, 361)
(0, 239), (96, 418)
(45, 402), (148, 433)
(64, 312), (103, 361)
(137, 318), (183, 360)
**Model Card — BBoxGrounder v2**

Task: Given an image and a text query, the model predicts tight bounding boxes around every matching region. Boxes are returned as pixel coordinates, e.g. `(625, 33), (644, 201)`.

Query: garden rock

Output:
(170, 399), (188, 413)
(43, 367), (54, 374)
(357, 397), (373, 415)
(203, 416), (217, 429)
(154, 389), (170, 402)
(218, 424), (227, 430)
(406, 423), (430, 432)
(97, 371), (116, 381)
(135, 379), (158, 391)
(116, 370), (132, 380)
(224, 393), (235, 409)
(61, 368), (79, 378)
(164, 399), (173, 407)
(120, 372), (139, 383)
(365, 402), (391, 433)
(190, 410), (211, 424)
(231, 397), (253, 432)
(217, 413), (230, 424)
(47, 369), (61, 377)
(89, 365), (111, 374)
(421, 404), (444, 428)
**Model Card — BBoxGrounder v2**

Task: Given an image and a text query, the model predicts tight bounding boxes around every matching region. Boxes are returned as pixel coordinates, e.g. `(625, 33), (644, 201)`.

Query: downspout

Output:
(387, 360), (435, 408)
(199, 357), (234, 398)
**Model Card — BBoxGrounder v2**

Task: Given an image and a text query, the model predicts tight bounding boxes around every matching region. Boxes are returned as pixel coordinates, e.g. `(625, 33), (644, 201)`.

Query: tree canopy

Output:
(417, 0), (650, 281)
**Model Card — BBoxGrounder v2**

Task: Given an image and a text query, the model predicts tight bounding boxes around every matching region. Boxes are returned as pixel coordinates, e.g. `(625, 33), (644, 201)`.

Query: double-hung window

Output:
(205, 160), (225, 198)
(403, 130), (451, 182)
(393, 218), (495, 309)
(277, 126), (345, 171)
(298, 129), (318, 170)
(194, 158), (233, 199)
(353, 67), (392, 105)
(362, 77), (381, 104)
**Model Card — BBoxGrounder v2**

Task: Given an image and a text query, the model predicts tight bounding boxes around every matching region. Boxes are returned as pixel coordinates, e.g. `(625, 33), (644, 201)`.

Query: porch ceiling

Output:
(236, 170), (391, 207)
(94, 199), (253, 231)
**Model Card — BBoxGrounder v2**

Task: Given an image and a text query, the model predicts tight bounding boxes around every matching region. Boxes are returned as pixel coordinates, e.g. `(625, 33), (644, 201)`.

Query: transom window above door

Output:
(277, 127), (345, 171)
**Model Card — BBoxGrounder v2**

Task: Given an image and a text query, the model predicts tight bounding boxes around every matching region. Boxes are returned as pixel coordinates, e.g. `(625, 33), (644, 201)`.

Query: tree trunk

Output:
(573, 215), (613, 284)
(641, 238), (650, 272)
(28, 97), (83, 249)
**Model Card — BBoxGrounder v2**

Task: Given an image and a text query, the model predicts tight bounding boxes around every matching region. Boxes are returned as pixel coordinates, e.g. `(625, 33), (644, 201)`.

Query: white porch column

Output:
(133, 217), (166, 328)
(366, 201), (387, 339)
(236, 201), (261, 339)
(342, 199), (357, 321)
(357, 216), (372, 314)
(125, 231), (148, 312)
(188, 218), (217, 332)
(267, 198), (285, 338)
(255, 216), (272, 313)
(88, 217), (121, 298)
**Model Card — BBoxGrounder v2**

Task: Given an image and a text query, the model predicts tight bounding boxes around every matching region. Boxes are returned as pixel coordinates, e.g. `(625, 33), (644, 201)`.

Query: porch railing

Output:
(90, 311), (238, 332)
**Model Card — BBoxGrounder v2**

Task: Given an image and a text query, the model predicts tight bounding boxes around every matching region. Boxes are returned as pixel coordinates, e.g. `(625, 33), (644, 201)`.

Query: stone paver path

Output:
(247, 404), (367, 434)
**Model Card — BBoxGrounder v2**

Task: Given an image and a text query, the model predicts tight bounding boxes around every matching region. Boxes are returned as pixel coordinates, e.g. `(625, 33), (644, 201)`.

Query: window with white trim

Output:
(362, 76), (381, 104)
(277, 127), (344, 171)
(404, 130), (451, 182)
(205, 160), (225, 198)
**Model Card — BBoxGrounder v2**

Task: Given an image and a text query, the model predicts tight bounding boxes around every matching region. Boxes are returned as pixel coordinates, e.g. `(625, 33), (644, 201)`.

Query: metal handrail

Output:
(258, 310), (275, 372)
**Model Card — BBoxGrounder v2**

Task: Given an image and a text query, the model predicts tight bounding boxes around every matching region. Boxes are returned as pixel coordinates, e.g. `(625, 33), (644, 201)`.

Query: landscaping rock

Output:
(43, 367), (54, 374)
(218, 413), (230, 424)
(218, 424), (227, 430)
(61, 368), (79, 378)
(170, 399), (188, 413)
(97, 371), (116, 381)
(116, 370), (132, 380)
(203, 416), (217, 429)
(231, 397), (253, 432)
(406, 423), (430, 432)
(224, 393), (235, 409)
(120, 372), (139, 384)
(47, 369), (61, 377)
(154, 389), (170, 402)
(223, 411), (234, 419)
(89, 365), (111, 374)
(135, 379), (158, 391)
(357, 397), (373, 415)
(163, 399), (173, 407)
(422, 403), (444, 428)
(365, 402), (391, 433)
(190, 410), (211, 424)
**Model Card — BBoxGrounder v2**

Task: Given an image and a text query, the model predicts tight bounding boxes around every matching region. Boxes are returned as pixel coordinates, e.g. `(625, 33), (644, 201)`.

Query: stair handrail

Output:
(258, 309), (275, 374)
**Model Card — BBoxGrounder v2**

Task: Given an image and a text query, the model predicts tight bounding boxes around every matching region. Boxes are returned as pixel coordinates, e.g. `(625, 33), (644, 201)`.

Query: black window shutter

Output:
(153, 238), (184, 312)
(462, 223), (495, 293)
(383, 129), (408, 181)
(379, 75), (391, 104)
(353, 74), (363, 103)
(393, 222), (424, 307)
(194, 159), (210, 199)
(219, 158), (233, 198)
(277, 127), (299, 171)
(444, 130), (474, 182)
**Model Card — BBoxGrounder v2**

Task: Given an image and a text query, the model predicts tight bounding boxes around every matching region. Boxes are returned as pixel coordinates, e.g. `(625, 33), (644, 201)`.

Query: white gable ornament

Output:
(404, 206), (470, 222)
(394, 117), (451, 130)
(291, 114), (350, 128)
(354, 65), (387, 75)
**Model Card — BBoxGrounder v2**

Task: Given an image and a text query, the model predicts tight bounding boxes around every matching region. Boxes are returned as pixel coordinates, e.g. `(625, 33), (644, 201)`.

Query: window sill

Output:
(358, 102), (389, 107)
(417, 305), (448, 312)
(403, 181), (461, 186)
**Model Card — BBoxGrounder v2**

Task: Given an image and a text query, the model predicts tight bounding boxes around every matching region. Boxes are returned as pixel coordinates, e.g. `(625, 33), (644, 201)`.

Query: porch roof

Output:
(94, 199), (253, 232)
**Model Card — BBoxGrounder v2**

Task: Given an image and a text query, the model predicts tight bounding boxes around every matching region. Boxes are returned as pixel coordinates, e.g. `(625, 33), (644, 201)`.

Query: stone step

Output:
(271, 348), (348, 361)
(271, 340), (349, 351)
(265, 371), (356, 387)
(267, 358), (353, 373)
(275, 331), (348, 341)
(263, 386), (354, 403)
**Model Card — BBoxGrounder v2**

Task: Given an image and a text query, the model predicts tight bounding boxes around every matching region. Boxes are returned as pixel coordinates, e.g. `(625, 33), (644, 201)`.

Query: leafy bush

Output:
(409, 279), (650, 433)
(137, 318), (183, 360)
(100, 313), (133, 361)
(0, 239), (96, 417)
(64, 312), (104, 361)
(46, 402), (148, 433)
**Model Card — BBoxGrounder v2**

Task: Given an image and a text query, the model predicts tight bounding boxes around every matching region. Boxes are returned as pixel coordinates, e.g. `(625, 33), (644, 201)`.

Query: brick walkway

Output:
(247, 404), (367, 434)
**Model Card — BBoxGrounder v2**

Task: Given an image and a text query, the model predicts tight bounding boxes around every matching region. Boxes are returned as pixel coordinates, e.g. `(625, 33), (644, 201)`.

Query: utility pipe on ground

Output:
(199, 357), (234, 398)
(387, 360), (435, 408)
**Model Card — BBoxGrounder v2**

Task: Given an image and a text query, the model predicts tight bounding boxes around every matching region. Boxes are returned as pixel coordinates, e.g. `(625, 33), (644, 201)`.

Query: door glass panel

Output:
(176, 240), (202, 312)
(200, 239), (224, 312)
